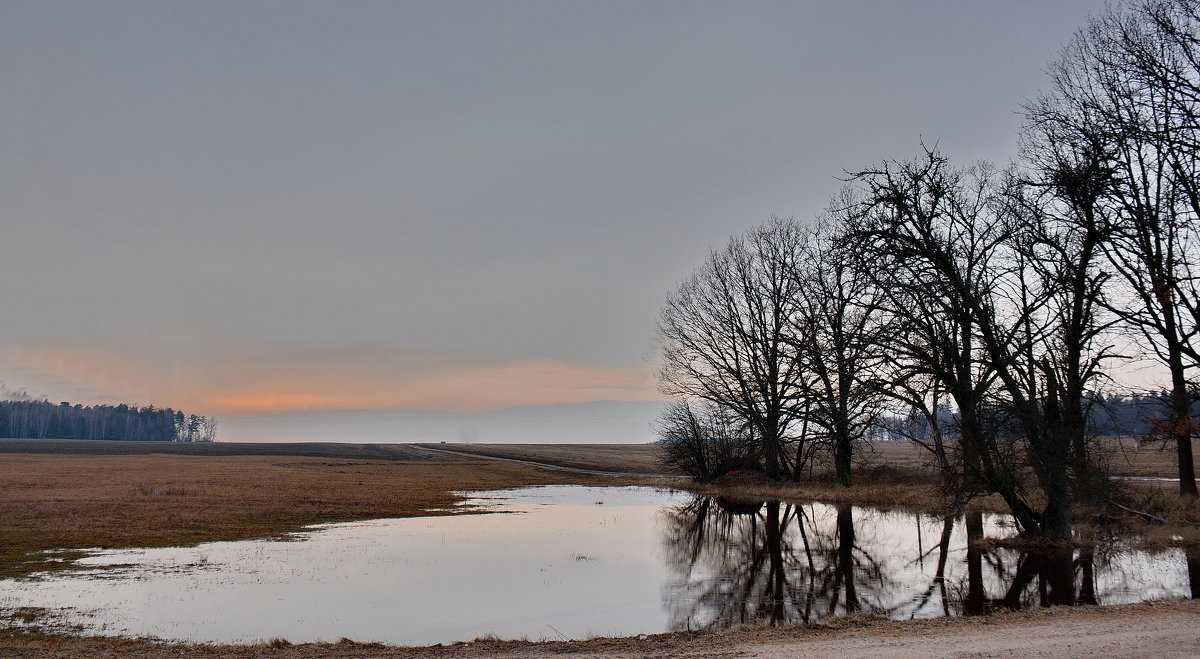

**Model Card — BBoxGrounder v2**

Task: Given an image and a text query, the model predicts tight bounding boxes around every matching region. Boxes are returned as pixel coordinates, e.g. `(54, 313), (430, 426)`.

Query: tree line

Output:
(0, 399), (216, 442)
(656, 0), (1200, 541)
(877, 392), (1193, 443)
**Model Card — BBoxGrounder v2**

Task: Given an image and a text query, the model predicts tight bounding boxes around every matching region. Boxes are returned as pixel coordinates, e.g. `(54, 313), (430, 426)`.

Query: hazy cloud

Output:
(2, 339), (658, 415)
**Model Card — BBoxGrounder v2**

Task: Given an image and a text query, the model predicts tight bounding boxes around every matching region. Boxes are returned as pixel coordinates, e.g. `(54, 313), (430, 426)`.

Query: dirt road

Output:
(713, 601), (1200, 659)
(452, 600), (1200, 659)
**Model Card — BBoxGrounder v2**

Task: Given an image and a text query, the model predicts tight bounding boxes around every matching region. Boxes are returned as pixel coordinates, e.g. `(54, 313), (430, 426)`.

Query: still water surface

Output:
(0, 485), (1193, 645)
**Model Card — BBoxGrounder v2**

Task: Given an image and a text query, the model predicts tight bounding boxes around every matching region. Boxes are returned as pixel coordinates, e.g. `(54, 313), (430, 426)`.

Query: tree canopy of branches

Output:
(1025, 0), (1200, 496)
(657, 217), (885, 484)
(658, 218), (808, 478)
(843, 150), (1116, 539)
(789, 216), (886, 485)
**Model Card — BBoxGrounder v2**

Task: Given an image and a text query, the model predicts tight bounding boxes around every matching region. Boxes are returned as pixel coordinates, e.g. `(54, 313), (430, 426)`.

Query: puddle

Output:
(0, 485), (1194, 645)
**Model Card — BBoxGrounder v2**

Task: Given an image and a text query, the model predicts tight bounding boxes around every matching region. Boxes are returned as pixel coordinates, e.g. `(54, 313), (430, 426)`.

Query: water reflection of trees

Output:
(953, 512), (1120, 613)
(1189, 547), (1200, 600)
(662, 497), (1195, 631)
(661, 497), (894, 630)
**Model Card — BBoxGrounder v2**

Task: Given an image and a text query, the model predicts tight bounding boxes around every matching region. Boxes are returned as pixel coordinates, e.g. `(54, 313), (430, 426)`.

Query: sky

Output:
(0, 1), (1105, 442)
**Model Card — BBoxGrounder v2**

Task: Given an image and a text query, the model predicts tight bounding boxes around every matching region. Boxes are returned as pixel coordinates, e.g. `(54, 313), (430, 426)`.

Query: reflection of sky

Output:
(0, 486), (688, 644)
(0, 487), (1190, 644)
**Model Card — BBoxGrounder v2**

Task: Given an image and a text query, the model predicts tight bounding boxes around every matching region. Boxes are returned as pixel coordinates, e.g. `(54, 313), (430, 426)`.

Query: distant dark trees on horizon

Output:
(877, 392), (1192, 443)
(0, 399), (216, 442)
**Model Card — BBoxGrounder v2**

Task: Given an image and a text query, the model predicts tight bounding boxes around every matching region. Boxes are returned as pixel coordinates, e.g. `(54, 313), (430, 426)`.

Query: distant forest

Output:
(878, 393), (1188, 443)
(0, 399), (216, 442)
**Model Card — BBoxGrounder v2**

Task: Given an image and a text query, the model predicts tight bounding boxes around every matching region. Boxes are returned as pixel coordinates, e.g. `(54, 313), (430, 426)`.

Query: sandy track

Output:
(726, 605), (1200, 659)
(472, 600), (1200, 659)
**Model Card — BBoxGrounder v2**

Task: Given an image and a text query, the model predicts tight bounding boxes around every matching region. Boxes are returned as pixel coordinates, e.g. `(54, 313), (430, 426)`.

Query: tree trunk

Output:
(834, 427), (853, 487)
(1169, 355), (1198, 496)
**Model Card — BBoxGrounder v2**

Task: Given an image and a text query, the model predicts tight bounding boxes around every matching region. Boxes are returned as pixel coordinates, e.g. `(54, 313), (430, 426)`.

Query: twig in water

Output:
(1106, 498), (1167, 524)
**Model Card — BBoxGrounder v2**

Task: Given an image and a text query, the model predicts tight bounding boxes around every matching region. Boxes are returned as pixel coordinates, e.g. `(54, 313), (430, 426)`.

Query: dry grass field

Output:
(859, 437), (1200, 480)
(430, 438), (1200, 480)
(0, 438), (463, 460)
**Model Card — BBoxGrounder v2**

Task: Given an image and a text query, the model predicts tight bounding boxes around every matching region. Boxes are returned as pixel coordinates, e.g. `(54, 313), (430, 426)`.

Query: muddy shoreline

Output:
(3, 599), (1198, 658)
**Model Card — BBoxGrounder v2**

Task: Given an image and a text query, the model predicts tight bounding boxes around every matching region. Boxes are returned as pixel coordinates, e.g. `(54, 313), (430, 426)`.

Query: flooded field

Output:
(0, 485), (1194, 646)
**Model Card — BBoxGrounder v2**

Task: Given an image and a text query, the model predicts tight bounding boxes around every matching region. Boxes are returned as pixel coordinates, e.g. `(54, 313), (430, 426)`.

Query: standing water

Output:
(0, 485), (1193, 645)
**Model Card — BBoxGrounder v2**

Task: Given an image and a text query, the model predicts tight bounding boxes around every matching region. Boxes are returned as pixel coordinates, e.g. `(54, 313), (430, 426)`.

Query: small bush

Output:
(656, 402), (759, 481)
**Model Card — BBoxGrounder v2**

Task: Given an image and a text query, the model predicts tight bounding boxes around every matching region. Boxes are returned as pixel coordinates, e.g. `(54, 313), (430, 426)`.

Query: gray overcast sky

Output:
(0, 1), (1103, 422)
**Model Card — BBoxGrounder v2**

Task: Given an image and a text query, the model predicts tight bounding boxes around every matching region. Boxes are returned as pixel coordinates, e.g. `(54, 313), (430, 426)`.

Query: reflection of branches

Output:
(664, 499), (1191, 630)
(947, 512), (1097, 612)
(660, 497), (896, 631)
(994, 549), (1077, 608)
(906, 516), (955, 617)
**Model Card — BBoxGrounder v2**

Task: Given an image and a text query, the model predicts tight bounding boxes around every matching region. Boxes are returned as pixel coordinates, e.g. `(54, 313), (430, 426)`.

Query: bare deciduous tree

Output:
(845, 149), (1114, 539)
(788, 215), (887, 486)
(657, 218), (809, 478)
(843, 152), (1031, 521)
(1029, 0), (1200, 496)
(655, 401), (756, 481)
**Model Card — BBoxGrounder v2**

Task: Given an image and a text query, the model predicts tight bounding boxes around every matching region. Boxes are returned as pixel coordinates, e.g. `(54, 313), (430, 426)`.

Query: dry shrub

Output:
(131, 483), (155, 496)
(807, 611), (889, 630)
(711, 469), (775, 487)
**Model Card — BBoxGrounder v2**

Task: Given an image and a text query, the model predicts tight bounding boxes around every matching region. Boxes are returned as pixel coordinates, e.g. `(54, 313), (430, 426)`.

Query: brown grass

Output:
(418, 438), (1197, 481)
(1098, 435), (1200, 478)
(430, 442), (992, 513)
(678, 466), (961, 513)
(0, 450), (623, 579)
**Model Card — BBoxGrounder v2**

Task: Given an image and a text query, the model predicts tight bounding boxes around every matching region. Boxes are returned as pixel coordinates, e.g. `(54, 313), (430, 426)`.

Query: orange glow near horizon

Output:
(2, 343), (660, 416)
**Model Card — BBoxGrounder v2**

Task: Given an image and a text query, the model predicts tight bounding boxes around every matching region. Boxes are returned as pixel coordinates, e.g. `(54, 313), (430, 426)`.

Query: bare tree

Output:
(657, 218), (809, 478)
(1029, 0), (1200, 496)
(788, 215), (887, 486)
(844, 149), (1113, 539)
(655, 401), (757, 481)
(842, 152), (1033, 525)
(1014, 103), (1124, 501)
